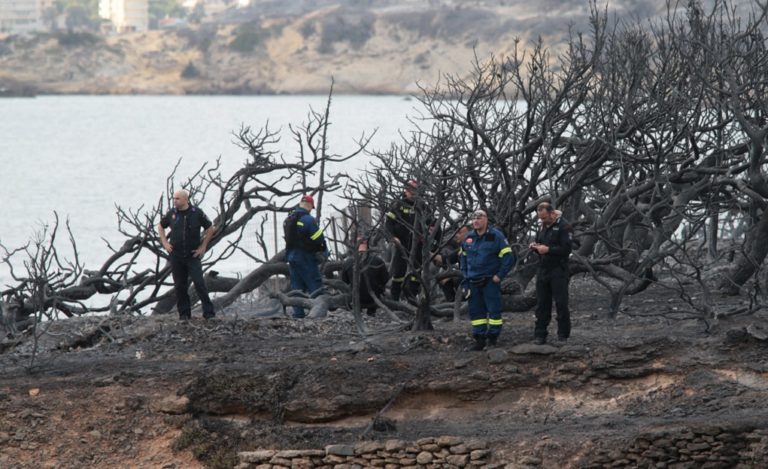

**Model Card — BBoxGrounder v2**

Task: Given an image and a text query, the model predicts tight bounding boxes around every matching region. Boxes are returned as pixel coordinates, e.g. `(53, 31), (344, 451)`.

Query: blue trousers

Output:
(467, 279), (502, 338)
(288, 252), (324, 318)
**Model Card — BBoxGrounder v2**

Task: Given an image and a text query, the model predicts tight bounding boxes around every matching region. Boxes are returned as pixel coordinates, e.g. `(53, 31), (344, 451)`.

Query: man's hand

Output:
(392, 237), (401, 245)
(162, 242), (173, 253)
(492, 275), (501, 284)
(433, 254), (444, 266)
(192, 246), (206, 258)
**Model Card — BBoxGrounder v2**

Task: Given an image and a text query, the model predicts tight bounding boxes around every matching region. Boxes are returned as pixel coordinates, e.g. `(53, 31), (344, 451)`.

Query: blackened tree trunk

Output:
(718, 208), (768, 295)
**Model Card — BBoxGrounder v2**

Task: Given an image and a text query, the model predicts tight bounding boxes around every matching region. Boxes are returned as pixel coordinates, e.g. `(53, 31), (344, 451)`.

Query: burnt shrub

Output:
(299, 19), (316, 39)
(176, 25), (217, 53)
(230, 22), (264, 53)
(181, 61), (201, 79)
(56, 31), (102, 47)
(229, 21), (283, 54)
(317, 10), (375, 54)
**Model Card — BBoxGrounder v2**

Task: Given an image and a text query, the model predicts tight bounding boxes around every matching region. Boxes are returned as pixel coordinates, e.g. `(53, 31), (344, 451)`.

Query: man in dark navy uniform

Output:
(384, 179), (433, 301)
(158, 189), (216, 320)
(529, 202), (573, 344)
(284, 194), (328, 319)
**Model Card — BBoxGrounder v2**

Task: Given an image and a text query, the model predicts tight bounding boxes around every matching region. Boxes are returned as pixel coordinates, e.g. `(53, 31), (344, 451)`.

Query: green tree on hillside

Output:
(58, 0), (100, 31)
(149, 0), (188, 29)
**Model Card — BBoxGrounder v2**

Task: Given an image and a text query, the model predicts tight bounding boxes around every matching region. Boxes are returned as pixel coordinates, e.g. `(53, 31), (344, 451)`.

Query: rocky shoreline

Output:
(0, 80), (36, 97)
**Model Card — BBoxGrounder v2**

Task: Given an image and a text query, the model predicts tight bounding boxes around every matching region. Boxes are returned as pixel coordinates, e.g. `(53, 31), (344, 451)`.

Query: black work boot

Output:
(471, 336), (487, 351)
(487, 335), (498, 347)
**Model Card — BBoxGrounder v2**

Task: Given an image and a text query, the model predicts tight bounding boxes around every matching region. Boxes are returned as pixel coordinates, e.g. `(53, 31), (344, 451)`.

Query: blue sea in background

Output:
(0, 95), (418, 287)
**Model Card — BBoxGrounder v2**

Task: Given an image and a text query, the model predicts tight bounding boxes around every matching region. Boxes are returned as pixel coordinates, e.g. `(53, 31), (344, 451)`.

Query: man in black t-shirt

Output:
(158, 189), (216, 320)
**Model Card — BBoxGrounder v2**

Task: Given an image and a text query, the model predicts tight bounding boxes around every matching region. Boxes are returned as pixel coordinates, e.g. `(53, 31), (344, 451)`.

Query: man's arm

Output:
(193, 226), (216, 258)
(157, 222), (172, 253)
(301, 215), (326, 253)
(459, 243), (468, 285)
(495, 237), (515, 281)
(384, 201), (402, 244)
(374, 256), (390, 287)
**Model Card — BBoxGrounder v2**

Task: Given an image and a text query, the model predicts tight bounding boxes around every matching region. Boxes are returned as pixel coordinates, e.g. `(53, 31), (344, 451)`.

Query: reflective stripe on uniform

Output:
(471, 319), (489, 326)
(402, 207), (412, 214)
(392, 276), (406, 283)
(310, 229), (323, 240)
(409, 275), (418, 281)
(488, 319), (503, 326)
(498, 246), (512, 258)
(386, 212), (396, 219)
(297, 221), (304, 226)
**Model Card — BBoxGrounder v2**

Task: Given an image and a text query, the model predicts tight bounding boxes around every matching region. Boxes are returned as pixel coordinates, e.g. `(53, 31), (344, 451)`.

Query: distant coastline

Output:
(0, 81), (36, 97)
(0, 1), (660, 98)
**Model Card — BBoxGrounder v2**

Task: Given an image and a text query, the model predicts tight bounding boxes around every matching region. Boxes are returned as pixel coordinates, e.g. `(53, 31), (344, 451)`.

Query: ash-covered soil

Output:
(1, 278), (768, 468)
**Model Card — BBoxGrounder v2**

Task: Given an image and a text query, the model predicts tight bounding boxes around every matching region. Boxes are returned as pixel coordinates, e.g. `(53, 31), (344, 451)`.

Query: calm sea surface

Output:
(0, 95), (418, 286)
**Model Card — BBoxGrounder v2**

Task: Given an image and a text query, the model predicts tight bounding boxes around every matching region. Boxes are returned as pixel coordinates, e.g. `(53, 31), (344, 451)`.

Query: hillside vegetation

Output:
(0, 0), (660, 94)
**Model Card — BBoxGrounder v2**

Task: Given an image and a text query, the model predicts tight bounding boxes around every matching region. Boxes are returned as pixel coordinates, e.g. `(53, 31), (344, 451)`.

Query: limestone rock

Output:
(325, 444), (355, 456)
(239, 450), (276, 463)
(151, 395), (190, 414)
(510, 344), (558, 355)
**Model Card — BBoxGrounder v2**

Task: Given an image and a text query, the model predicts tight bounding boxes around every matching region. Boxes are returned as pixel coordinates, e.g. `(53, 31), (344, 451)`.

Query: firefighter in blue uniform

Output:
(529, 202), (573, 344)
(158, 189), (216, 320)
(460, 209), (515, 351)
(284, 194), (328, 319)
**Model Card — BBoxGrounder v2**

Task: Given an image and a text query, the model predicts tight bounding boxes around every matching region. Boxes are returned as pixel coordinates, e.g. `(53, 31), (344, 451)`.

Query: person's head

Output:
(299, 194), (315, 211)
(454, 225), (470, 243)
(471, 209), (488, 232)
(172, 189), (190, 210)
(404, 180), (418, 200)
(536, 201), (558, 224)
(356, 235), (369, 252)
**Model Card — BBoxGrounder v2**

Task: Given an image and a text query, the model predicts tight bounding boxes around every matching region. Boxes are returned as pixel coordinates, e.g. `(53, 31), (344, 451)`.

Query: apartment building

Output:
(99, 0), (148, 32)
(0, 0), (42, 34)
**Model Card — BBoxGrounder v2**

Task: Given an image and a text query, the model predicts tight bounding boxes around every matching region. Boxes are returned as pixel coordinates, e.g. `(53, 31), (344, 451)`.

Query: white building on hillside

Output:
(0, 0), (42, 34)
(99, 0), (148, 33)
